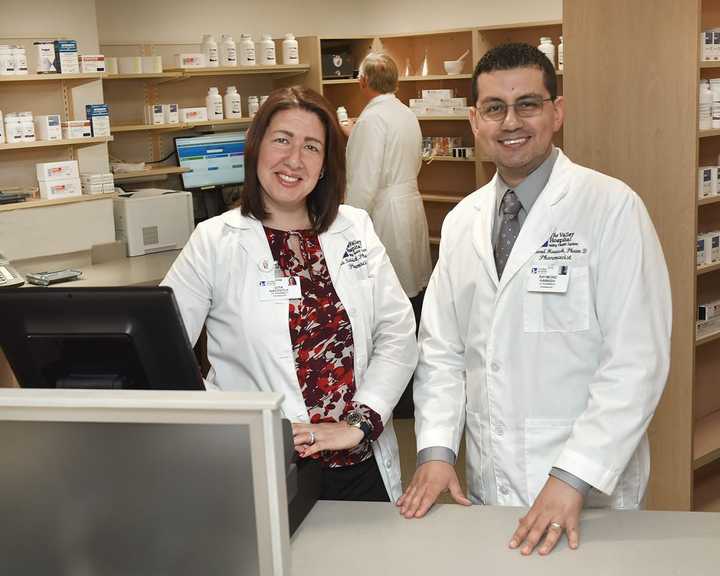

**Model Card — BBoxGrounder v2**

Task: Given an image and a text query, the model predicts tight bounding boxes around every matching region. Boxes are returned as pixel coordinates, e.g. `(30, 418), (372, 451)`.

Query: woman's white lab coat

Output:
(414, 150), (672, 508)
(346, 93), (432, 298)
(162, 205), (417, 502)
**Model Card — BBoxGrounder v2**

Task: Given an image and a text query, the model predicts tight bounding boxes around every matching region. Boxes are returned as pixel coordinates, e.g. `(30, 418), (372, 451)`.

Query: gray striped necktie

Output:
(494, 189), (522, 278)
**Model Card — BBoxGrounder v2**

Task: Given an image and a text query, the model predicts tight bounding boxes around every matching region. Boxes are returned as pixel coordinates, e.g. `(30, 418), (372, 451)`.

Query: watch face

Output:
(346, 411), (363, 427)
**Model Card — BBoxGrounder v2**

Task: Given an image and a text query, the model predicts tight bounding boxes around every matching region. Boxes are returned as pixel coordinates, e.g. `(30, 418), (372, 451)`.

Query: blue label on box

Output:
(86, 104), (109, 117)
(54, 40), (78, 53)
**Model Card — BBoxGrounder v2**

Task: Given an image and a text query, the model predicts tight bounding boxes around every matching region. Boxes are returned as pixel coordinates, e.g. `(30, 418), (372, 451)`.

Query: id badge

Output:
(527, 262), (570, 293)
(258, 277), (302, 301)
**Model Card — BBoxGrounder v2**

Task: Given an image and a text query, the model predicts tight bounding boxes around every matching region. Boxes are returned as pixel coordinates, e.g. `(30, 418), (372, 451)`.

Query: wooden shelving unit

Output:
(564, 0), (720, 511)
(102, 72), (182, 81)
(113, 166), (191, 181)
(421, 193), (465, 204)
(0, 193), (114, 213)
(424, 156), (476, 163)
(0, 136), (113, 151)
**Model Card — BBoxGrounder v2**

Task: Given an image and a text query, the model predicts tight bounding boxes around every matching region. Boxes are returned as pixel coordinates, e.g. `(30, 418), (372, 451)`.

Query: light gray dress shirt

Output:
(417, 147), (592, 498)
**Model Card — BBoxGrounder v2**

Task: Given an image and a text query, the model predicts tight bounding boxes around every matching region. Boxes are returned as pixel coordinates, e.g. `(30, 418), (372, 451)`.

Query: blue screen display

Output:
(175, 131), (246, 189)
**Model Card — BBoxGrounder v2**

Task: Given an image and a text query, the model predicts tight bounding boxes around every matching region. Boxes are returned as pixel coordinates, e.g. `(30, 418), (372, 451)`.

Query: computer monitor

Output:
(0, 389), (293, 576)
(0, 287), (204, 390)
(175, 131), (246, 190)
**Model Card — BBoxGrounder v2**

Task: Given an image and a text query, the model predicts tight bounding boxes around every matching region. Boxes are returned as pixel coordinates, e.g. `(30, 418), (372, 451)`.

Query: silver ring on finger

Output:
(309, 431), (316, 445)
(549, 521), (563, 531)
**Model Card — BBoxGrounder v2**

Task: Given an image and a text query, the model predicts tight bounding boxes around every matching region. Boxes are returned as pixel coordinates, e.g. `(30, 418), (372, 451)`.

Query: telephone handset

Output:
(0, 253), (24, 288)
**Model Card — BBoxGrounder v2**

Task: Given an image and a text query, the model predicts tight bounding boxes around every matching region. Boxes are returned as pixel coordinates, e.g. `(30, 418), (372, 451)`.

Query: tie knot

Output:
(501, 190), (522, 218)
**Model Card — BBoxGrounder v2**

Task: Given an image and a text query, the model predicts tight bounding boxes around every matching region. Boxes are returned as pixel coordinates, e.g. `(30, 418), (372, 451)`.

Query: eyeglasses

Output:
(478, 97), (554, 122)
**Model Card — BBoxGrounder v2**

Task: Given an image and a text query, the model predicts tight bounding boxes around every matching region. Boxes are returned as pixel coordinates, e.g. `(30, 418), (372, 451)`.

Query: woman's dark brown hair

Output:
(240, 86), (346, 233)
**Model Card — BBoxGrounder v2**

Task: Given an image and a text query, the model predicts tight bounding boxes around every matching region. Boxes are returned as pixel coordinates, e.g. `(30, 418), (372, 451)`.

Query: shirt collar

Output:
(495, 146), (559, 214)
(366, 93), (396, 108)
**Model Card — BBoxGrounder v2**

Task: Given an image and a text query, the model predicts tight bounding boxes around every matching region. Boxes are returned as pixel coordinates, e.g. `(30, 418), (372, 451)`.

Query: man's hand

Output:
(509, 476), (584, 556)
(396, 461), (471, 518)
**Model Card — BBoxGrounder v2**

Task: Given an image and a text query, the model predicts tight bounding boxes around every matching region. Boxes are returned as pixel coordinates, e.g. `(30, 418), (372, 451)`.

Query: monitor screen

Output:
(0, 287), (204, 390)
(175, 131), (246, 190)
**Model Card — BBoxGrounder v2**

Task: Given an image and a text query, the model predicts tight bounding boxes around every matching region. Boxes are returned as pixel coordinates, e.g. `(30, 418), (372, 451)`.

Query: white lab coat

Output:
(414, 150), (671, 508)
(161, 205), (417, 502)
(346, 93), (432, 298)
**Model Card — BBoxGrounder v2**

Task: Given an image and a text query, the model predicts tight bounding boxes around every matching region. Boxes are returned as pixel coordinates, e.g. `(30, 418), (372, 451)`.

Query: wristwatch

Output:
(345, 409), (372, 441)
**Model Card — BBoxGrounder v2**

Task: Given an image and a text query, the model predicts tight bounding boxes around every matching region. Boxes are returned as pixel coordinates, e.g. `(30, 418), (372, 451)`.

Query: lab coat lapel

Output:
(319, 211), (354, 284)
(471, 185), (499, 289)
(222, 210), (275, 272)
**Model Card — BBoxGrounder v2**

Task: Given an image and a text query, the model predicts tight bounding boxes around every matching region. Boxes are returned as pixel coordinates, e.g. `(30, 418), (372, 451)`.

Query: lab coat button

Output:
(259, 258), (272, 272)
(499, 486), (510, 496)
(491, 362), (500, 372)
(494, 424), (505, 436)
(385, 459), (392, 469)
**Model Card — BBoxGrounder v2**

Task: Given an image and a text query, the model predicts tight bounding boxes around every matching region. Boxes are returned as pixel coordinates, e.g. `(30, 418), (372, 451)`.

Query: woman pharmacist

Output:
(162, 86), (416, 502)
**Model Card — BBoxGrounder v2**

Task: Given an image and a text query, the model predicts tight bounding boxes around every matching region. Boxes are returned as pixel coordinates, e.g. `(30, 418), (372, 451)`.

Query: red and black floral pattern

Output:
(264, 226), (383, 468)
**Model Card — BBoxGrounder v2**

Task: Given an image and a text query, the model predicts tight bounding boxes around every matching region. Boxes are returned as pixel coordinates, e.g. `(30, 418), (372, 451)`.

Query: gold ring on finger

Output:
(549, 522), (563, 531)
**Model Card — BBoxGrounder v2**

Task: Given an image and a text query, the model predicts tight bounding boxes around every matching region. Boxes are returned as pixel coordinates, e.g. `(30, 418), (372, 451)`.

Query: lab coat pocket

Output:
(524, 418), (574, 505)
(523, 266), (590, 333)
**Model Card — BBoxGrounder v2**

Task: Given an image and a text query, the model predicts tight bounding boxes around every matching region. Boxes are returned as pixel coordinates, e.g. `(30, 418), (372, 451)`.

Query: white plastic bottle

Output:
(0, 45), (15, 75)
(239, 34), (256, 66)
(220, 34), (237, 67)
(202, 34), (219, 68)
(12, 45), (28, 75)
(538, 37), (556, 69)
(206, 87), (224, 120)
(282, 33), (299, 65)
(558, 36), (564, 71)
(336, 106), (349, 125)
(248, 95), (259, 118)
(224, 86), (242, 118)
(257, 34), (276, 66)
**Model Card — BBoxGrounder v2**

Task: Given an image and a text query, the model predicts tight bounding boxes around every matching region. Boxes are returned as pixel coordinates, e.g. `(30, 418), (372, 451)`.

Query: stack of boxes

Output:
(80, 172), (115, 195)
(145, 103), (180, 125)
(701, 29), (720, 61)
(2, 112), (36, 143)
(697, 230), (720, 270)
(36, 160), (82, 200)
(410, 89), (470, 117)
(698, 165), (720, 201)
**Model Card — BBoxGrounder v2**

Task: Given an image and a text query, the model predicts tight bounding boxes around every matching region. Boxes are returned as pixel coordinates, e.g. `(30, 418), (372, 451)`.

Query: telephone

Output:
(0, 253), (24, 288)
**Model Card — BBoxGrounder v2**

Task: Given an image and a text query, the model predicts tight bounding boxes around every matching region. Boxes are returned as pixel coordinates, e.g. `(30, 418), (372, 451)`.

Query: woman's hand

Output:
(292, 421), (364, 458)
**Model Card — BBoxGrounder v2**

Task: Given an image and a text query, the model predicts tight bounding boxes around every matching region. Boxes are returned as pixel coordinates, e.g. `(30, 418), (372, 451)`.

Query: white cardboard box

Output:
(113, 189), (194, 256)
(38, 176), (82, 200)
(36, 160), (80, 182)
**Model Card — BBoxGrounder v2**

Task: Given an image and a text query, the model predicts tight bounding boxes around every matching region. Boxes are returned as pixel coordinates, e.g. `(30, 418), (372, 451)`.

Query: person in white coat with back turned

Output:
(398, 44), (672, 556)
(345, 52), (432, 316)
(162, 86), (416, 503)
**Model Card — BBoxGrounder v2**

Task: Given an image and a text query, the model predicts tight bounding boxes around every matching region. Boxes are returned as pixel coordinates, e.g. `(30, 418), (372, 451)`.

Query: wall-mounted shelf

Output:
(700, 61), (720, 68)
(429, 236), (441, 246)
(699, 128), (720, 138)
(697, 319), (720, 346)
(165, 64), (310, 78)
(102, 72), (183, 81)
(698, 195), (720, 207)
(694, 411), (720, 470)
(421, 192), (465, 204)
(424, 156), (478, 164)
(113, 166), (191, 181)
(111, 118), (252, 134)
(0, 192), (114, 213)
(416, 115), (469, 121)
(0, 73), (103, 84)
(697, 261), (720, 276)
(0, 136), (113, 152)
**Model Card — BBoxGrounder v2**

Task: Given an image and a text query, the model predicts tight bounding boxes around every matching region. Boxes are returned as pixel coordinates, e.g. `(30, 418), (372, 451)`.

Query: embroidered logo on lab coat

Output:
(535, 231), (588, 262)
(341, 240), (368, 269)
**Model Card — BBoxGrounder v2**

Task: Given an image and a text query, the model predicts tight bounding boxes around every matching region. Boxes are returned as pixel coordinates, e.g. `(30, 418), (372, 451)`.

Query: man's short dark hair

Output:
(471, 43), (558, 105)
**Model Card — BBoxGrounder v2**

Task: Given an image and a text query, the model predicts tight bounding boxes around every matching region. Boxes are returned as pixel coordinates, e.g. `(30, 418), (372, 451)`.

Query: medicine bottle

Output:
(257, 34), (276, 66)
(336, 106), (349, 125)
(224, 86), (242, 118)
(538, 37), (556, 69)
(0, 45), (15, 75)
(202, 34), (219, 68)
(12, 46), (28, 75)
(248, 95), (260, 118)
(239, 34), (256, 66)
(282, 33), (299, 65)
(206, 87), (224, 120)
(558, 36), (564, 71)
(220, 34), (237, 67)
